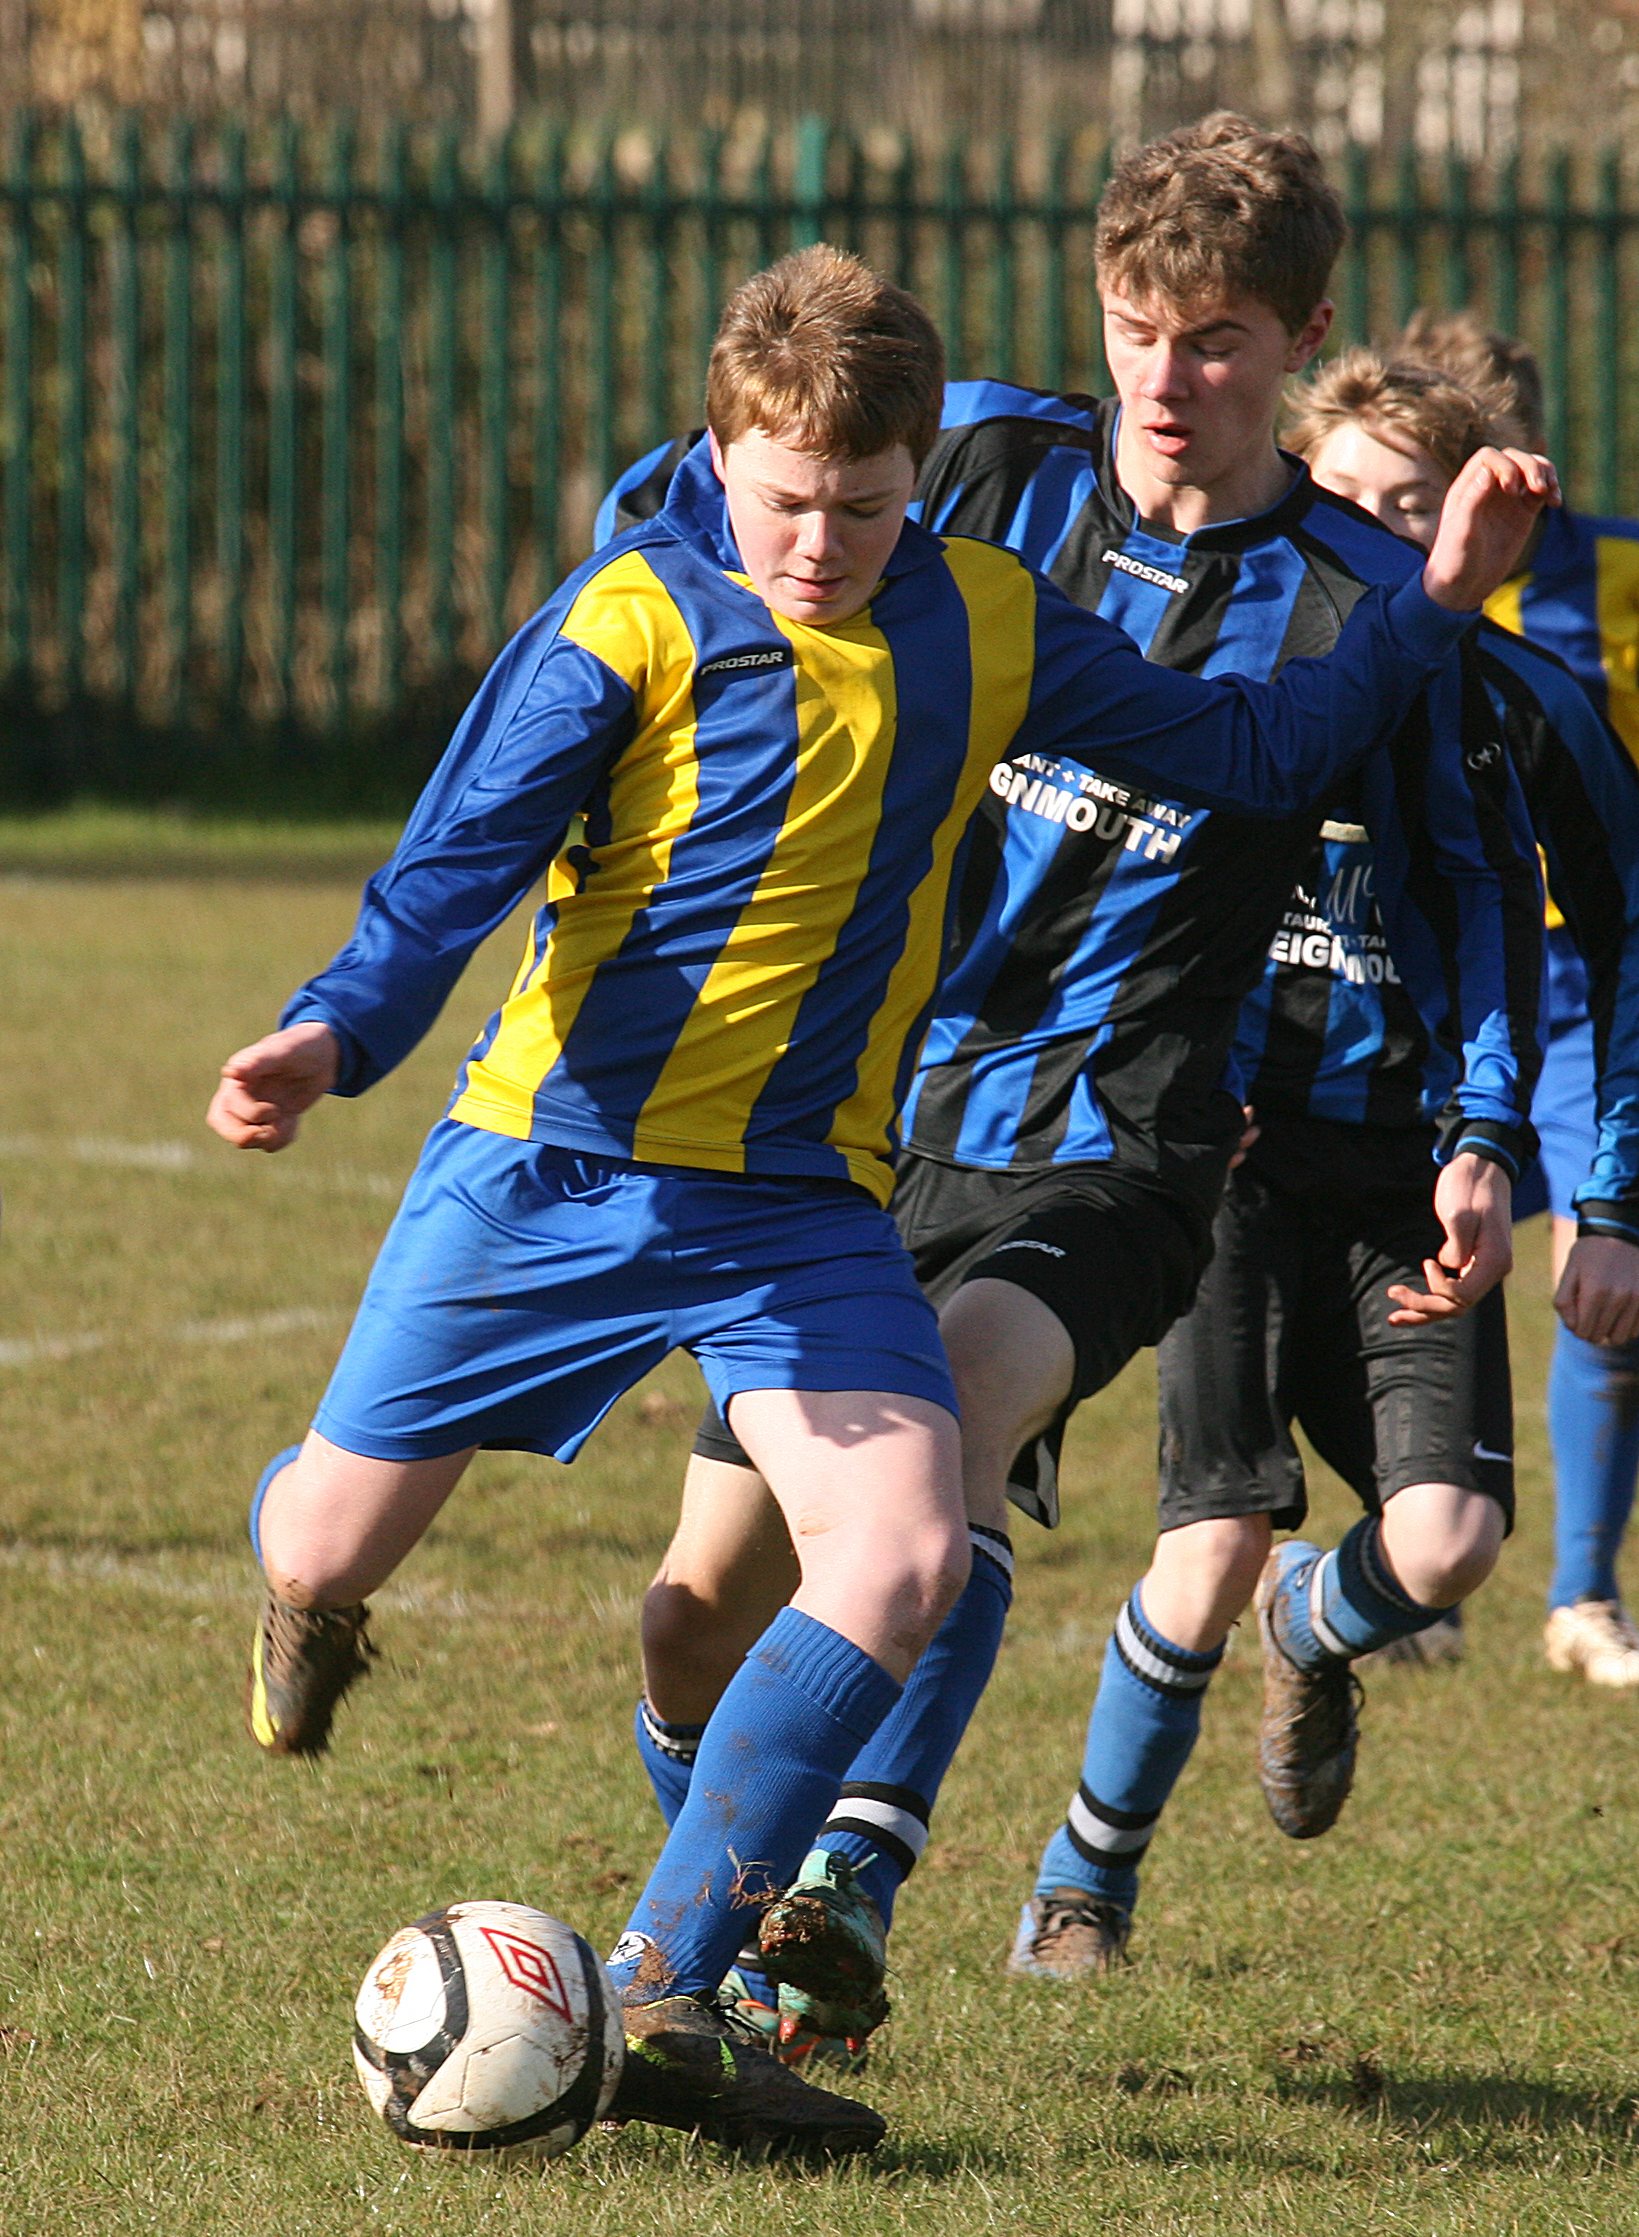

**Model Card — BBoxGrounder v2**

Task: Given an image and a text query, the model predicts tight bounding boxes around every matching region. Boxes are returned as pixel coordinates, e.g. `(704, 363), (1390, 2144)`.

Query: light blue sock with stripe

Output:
(608, 1606), (901, 2006)
(813, 1524), (1013, 1928)
(1267, 1518), (1448, 1667)
(1034, 1584), (1222, 1915)
(248, 1444), (303, 1572)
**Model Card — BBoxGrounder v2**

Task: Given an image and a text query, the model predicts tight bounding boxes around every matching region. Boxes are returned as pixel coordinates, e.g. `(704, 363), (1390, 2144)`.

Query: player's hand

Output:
(1554, 1234), (1639, 1346)
(1387, 1151), (1513, 1324)
(207, 1021), (340, 1152)
(1420, 447), (1560, 612)
(1228, 1105), (1259, 1171)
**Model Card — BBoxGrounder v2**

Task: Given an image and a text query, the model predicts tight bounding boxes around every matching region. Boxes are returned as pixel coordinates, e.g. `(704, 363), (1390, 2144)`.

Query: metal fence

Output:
(4, 114), (1639, 797)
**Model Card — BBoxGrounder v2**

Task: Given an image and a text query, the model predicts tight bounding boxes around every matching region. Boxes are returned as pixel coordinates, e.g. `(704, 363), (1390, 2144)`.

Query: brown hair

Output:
(1284, 347), (1508, 481)
(1395, 306), (1545, 450)
(1095, 112), (1345, 335)
(705, 243), (945, 467)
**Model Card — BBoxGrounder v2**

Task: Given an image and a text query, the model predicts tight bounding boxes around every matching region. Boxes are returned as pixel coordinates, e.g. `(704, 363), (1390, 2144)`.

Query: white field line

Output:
(0, 1134), (402, 1199)
(0, 1305), (346, 1370)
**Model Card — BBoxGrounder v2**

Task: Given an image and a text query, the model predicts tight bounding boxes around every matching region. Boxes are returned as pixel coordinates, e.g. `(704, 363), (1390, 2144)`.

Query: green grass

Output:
(4, 816), (1638, 2235)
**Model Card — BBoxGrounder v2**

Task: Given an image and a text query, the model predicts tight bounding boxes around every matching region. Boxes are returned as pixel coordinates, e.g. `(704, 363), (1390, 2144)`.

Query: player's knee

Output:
(1419, 1532), (1500, 1606)
(640, 1577), (751, 1696)
(1384, 1485), (1505, 1606)
(878, 1518), (971, 1650)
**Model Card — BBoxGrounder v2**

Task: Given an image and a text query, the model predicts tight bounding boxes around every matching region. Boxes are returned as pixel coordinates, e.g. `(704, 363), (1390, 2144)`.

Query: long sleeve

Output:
(1482, 625), (1639, 1237)
(282, 619), (637, 1095)
(1022, 566), (1476, 820)
(1359, 647), (1545, 1177)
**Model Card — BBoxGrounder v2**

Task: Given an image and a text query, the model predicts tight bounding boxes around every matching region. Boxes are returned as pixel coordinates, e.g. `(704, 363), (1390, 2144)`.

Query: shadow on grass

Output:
(1278, 2066), (1639, 2156)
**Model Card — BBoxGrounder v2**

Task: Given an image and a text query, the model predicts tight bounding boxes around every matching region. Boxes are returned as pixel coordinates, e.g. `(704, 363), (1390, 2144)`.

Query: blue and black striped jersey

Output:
(1469, 627), (1639, 1234)
(1234, 622), (1639, 1228)
(896, 385), (1543, 1207)
(285, 438), (1469, 1207)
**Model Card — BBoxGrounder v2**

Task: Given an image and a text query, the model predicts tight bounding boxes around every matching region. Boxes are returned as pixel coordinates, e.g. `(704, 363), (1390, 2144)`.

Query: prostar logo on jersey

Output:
(988, 757), (1189, 862)
(695, 646), (794, 678)
(1101, 547), (1190, 596)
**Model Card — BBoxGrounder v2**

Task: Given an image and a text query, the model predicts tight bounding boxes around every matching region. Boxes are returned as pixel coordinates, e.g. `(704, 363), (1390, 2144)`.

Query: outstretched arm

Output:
(1028, 448), (1559, 818)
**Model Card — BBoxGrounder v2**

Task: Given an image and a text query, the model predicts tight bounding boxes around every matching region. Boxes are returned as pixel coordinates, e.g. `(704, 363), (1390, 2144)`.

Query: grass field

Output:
(5, 815), (1639, 2237)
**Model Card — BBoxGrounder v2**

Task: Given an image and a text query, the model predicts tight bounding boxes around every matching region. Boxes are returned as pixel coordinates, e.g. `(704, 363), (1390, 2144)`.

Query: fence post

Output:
(322, 118), (354, 727)
(1042, 132), (1067, 395)
(793, 114), (827, 250)
(164, 116), (193, 725)
(4, 112), (33, 693)
(376, 121), (406, 713)
(989, 136), (1016, 384)
(1494, 149), (1519, 339)
(111, 113), (139, 709)
(589, 130), (617, 515)
(532, 125), (563, 602)
(1595, 144), (1620, 514)
(480, 128), (512, 651)
(428, 124), (459, 678)
(217, 120), (247, 717)
(1393, 143), (1419, 330)
(643, 133), (671, 454)
(942, 134), (966, 382)
(269, 116), (299, 726)
(1444, 149), (1469, 312)
(58, 115), (87, 705)
(1342, 142), (1369, 345)
(1544, 148), (1570, 474)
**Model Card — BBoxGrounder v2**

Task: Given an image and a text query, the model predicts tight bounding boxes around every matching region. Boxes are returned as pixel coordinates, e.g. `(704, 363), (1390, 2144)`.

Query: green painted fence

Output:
(2, 114), (1638, 801)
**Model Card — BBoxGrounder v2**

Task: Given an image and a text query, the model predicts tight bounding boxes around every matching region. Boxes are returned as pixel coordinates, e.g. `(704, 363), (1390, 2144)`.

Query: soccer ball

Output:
(352, 1901), (625, 2160)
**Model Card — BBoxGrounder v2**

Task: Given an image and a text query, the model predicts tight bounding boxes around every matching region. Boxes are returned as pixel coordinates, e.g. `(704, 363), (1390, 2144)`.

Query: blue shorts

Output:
(313, 1120), (957, 1463)
(1516, 925), (1595, 1223)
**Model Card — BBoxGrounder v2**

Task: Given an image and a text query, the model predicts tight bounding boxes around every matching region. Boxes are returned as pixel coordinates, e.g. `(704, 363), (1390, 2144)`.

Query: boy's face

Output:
(711, 426), (916, 627)
(1304, 419), (1451, 552)
(1101, 284), (1332, 507)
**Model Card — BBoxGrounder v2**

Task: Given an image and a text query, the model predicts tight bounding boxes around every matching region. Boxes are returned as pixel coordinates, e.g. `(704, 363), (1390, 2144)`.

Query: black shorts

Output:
(693, 1151), (1212, 1527)
(1154, 1119), (1515, 1537)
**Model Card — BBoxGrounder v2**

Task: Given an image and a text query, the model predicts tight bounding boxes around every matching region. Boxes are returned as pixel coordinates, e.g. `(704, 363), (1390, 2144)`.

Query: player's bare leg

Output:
(246, 1433), (474, 1756)
(642, 1454), (797, 1726)
(1139, 1513), (1273, 1652)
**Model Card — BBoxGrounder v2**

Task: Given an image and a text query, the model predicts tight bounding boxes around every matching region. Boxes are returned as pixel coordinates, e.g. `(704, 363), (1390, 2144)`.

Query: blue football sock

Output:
(1034, 1584), (1221, 1915)
(1548, 1327), (1639, 1608)
(632, 1696), (706, 1827)
(248, 1444), (304, 1573)
(608, 1607), (900, 2006)
(813, 1525), (1013, 1928)
(1269, 1517), (1447, 1667)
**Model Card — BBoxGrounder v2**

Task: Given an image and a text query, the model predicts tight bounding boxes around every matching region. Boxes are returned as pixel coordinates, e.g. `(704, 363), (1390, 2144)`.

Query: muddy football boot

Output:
(759, 1848), (890, 2045)
(246, 1590), (376, 1755)
(1254, 1544), (1362, 1840)
(1006, 1888), (1131, 1979)
(611, 1992), (885, 2155)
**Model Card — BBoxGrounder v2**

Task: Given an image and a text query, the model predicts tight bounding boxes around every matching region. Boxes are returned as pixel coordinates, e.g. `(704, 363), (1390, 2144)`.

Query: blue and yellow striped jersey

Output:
(1486, 505), (1639, 761)
(285, 439), (1471, 1205)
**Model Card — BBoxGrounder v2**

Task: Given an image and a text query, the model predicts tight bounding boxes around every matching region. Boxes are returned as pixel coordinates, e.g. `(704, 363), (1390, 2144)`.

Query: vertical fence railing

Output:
(0, 116), (1636, 771)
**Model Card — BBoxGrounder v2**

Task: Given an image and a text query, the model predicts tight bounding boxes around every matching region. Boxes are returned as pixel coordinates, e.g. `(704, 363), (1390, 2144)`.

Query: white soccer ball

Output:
(352, 1901), (625, 2160)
